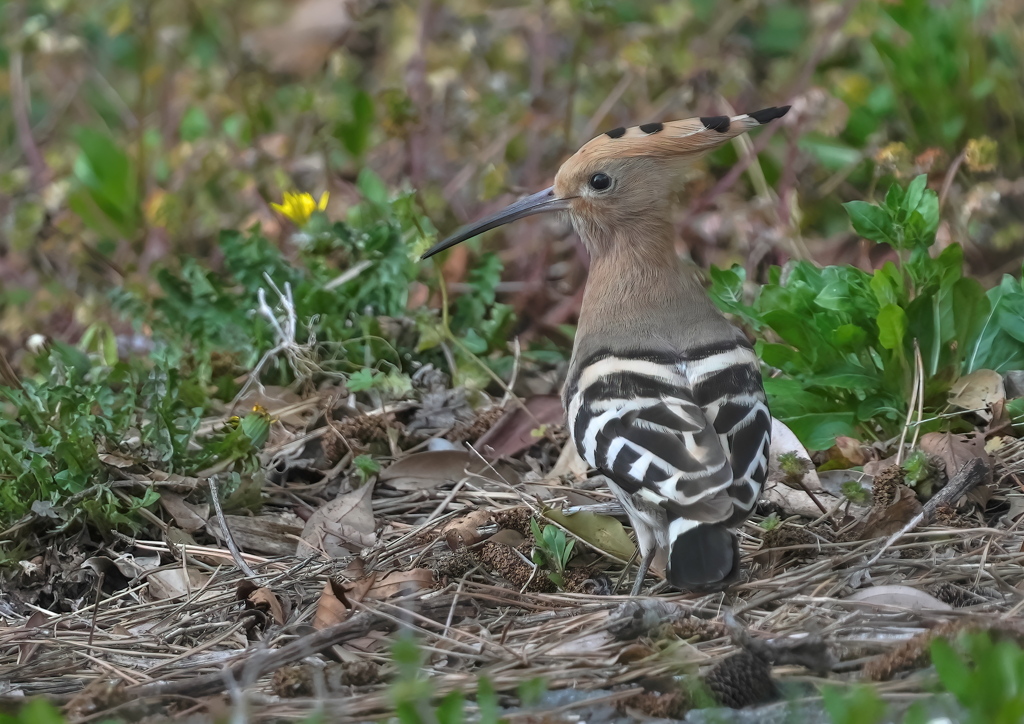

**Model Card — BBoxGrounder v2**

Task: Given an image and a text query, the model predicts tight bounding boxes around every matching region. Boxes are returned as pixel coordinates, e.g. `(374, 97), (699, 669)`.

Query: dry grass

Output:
(3, 394), (1024, 722)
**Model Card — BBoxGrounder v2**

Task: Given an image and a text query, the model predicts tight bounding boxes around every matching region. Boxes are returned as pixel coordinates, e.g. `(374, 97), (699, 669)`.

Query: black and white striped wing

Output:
(565, 344), (771, 588)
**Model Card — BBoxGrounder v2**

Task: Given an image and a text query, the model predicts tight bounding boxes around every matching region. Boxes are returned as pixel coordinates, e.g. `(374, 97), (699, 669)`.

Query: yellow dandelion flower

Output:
(271, 191), (330, 226)
(965, 136), (998, 173)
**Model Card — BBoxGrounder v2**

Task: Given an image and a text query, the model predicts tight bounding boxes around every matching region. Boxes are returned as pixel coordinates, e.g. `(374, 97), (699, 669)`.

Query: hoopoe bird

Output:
(422, 106), (787, 594)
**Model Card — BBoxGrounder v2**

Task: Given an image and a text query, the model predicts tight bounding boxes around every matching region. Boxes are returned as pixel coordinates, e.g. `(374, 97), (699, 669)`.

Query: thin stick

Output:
(207, 476), (258, 580)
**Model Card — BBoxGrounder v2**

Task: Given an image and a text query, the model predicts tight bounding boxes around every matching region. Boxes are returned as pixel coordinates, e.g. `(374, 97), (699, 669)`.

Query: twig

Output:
(207, 475), (258, 580)
(10, 51), (50, 191)
(939, 148), (968, 212)
(233, 274), (321, 410)
(87, 572), (105, 648)
(865, 457), (991, 566)
(123, 612), (384, 701)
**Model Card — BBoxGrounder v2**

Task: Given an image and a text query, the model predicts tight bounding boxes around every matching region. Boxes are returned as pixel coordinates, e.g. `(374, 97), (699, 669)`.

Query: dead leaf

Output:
(313, 579), (351, 630)
(379, 450), (518, 491)
(545, 631), (614, 657)
(488, 529), (527, 548)
(544, 510), (637, 561)
(98, 451), (137, 469)
(362, 569), (435, 600)
(244, 585), (284, 626)
(159, 491), (208, 532)
(949, 369), (1005, 411)
(147, 567), (210, 600)
(243, 0), (357, 77)
(845, 585), (951, 611)
(442, 509), (494, 549)
(1005, 370), (1024, 398)
(207, 511), (304, 557)
(474, 395), (564, 459)
(919, 432), (994, 484)
(834, 436), (869, 466)
(110, 552), (162, 579)
(234, 385), (311, 426)
(298, 481), (376, 558)
(549, 439), (590, 480)
(18, 611), (48, 666)
(854, 484), (922, 539)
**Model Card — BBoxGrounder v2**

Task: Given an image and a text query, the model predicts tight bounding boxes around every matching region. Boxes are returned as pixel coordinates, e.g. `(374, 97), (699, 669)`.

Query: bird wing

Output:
(565, 343), (771, 586)
(568, 344), (770, 517)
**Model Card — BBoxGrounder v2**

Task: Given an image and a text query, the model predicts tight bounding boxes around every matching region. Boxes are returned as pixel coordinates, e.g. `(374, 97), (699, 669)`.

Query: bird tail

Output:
(666, 518), (740, 590)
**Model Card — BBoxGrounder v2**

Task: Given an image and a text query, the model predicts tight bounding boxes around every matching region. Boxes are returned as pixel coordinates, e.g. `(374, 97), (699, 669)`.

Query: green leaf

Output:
(356, 168), (388, 206)
(543, 509), (637, 561)
(832, 324), (868, 350)
(70, 127), (139, 238)
(239, 412), (271, 448)
(822, 685), (887, 724)
(436, 691), (465, 724)
(780, 412), (858, 451)
(844, 201), (896, 246)
(876, 304), (908, 351)
(814, 280), (852, 311)
(180, 106), (212, 142)
(336, 89), (375, 157)
(930, 636), (973, 702)
(517, 677), (547, 707)
(476, 677), (501, 724)
(902, 174), (927, 216)
(870, 262), (906, 307)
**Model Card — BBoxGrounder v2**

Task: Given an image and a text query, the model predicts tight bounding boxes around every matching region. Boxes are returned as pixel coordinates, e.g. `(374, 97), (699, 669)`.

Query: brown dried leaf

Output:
(248, 587), (287, 625)
(147, 567), (210, 601)
(442, 509), (494, 549)
(18, 611), (48, 666)
(550, 439), (590, 480)
(379, 450), (518, 491)
(208, 512), (304, 557)
(488, 529), (527, 548)
(948, 369), (1005, 411)
(159, 491), (208, 532)
(362, 569), (435, 600)
(234, 385), (310, 426)
(834, 436), (869, 466)
(313, 580), (351, 630)
(855, 484), (922, 539)
(474, 395), (564, 459)
(919, 432), (994, 483)
(298, 481), (376, 557)
(243, 0), (356, 77)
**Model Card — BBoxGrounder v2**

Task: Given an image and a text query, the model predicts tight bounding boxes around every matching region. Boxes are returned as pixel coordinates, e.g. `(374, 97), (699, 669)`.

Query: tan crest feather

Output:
(569, 106), (790, 165)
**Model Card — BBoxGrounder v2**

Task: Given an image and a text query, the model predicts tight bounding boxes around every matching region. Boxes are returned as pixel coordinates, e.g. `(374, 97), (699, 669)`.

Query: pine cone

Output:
(704, 652), (776, 709)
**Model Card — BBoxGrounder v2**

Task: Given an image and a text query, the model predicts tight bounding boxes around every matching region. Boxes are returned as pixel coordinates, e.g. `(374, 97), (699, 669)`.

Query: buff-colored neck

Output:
(572, 220), (735, 360)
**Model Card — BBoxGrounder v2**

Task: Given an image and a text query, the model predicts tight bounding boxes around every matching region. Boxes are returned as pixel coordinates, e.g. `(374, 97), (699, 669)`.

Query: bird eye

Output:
(589, 172), (612, 191)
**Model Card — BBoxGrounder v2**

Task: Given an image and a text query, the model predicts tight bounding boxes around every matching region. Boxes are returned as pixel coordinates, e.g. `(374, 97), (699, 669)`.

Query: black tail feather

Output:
(666, 524), (740, 591)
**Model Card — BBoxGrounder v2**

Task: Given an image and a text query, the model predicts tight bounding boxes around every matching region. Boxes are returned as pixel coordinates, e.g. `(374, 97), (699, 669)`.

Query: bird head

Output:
(420, 106), (790, 260)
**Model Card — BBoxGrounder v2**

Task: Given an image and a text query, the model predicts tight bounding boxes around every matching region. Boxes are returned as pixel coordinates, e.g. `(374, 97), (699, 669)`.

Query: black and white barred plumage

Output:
(564, 339), (771, 590)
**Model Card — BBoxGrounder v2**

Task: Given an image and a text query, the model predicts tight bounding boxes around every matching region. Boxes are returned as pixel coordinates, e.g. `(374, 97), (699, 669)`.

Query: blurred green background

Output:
(2, 0), (1021, 354)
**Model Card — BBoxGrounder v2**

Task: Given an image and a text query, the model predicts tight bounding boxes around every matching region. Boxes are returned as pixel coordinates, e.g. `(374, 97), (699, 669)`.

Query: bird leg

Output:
(630, 547), (657, 597)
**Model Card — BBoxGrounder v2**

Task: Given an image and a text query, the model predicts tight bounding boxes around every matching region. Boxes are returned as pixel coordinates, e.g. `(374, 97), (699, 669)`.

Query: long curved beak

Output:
(421, 186), (570, 260)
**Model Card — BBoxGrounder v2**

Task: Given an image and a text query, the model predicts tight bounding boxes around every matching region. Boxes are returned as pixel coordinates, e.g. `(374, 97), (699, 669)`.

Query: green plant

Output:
(353, 454), (382, 483)
(530, 519), (575, 589)
(0, 337), (274, 531)
(389, 633), (504, 724)
(929, 632), (1024, 723)
(822, 685), (888, 724)
(710, 174), (1024, 450)
(0, 699), (86, 724)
